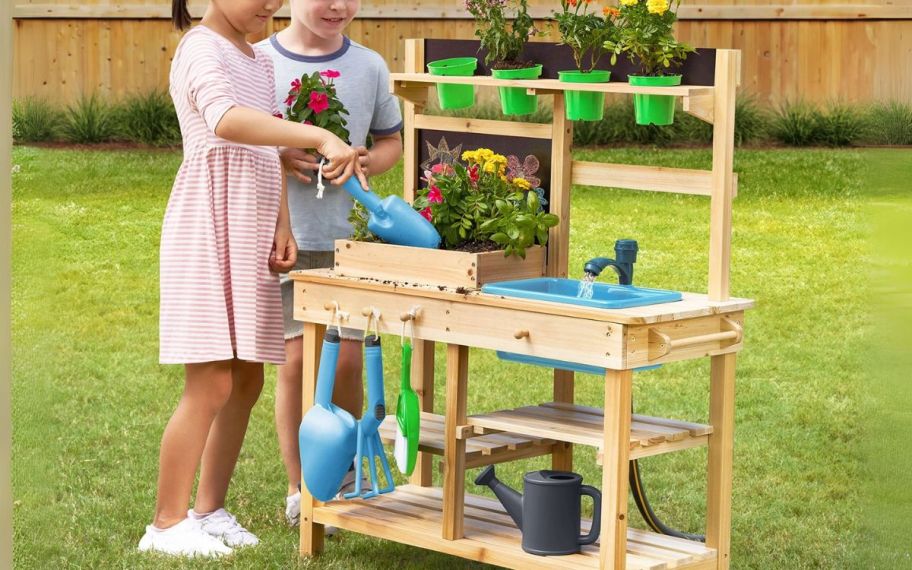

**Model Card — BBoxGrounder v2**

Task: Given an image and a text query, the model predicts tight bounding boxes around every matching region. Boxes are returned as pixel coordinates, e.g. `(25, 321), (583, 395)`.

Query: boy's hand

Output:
(317, 135), (369, 190)
(355, 146), (371, 176)
(269, 224), (298, 273)
(280, 147), (320, 184)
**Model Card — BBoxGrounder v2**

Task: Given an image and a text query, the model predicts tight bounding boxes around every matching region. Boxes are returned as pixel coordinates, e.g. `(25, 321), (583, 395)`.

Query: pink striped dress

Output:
(160, 25), (285, 364)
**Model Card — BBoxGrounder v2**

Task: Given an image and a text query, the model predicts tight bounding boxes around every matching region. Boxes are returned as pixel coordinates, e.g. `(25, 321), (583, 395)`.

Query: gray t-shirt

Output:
(257, 35), (403, 251)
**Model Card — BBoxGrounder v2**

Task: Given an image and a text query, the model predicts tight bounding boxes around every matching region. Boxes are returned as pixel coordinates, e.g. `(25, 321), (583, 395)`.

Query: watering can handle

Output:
(314, 332), (341, 406)
(578, 485), (602, 546)
(342, 176), (385, 218)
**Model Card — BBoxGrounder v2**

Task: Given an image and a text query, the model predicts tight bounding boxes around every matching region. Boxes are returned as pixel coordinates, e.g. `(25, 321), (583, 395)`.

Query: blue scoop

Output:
(342, 177), (441, 249)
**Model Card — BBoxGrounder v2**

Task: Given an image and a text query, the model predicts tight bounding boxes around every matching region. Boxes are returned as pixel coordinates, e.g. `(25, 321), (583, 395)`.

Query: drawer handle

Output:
(649, 317), (742, 360)
(514, 329), (530, 340)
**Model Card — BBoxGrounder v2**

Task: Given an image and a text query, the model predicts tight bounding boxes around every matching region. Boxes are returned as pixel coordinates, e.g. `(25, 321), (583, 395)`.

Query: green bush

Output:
(771, 101), (821, 146)
(865, 101), (912, 146)
(12, 98), (62, 143)
(62, 94), (117, 144)
(816, 103), (865, 147)
(732, 95), (769, 146)
(114, 90), (181, 146)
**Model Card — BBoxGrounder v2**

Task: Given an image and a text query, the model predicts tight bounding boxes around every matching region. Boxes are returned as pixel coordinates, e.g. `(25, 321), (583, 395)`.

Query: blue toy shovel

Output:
(344, 333), (396, 499)
(299, 328), (358, 502)
(341, 176), (441, 249)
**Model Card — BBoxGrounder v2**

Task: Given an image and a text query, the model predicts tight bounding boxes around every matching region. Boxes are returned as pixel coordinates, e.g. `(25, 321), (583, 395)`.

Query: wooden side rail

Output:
(571, 160), (738, 198)
(648, 317), (743, 361)
(414, 114), (552, 140)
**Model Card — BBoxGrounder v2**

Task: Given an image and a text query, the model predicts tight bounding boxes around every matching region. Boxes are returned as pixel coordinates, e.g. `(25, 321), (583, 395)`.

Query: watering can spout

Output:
(475, 466), (524, 530)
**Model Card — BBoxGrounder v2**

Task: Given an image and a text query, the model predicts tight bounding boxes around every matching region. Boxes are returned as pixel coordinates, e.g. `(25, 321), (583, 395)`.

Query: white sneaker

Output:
(191, 508), (259, 548)
(138, 517), (233, 557)
(285, 490), (338, 537)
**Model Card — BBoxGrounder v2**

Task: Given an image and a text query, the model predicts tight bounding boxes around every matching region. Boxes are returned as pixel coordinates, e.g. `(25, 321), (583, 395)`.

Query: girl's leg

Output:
(193, 359), (265, 514)
(153, 361), (234, 529)
(333, 338), (364, 419)
(276, 337), (304, 496)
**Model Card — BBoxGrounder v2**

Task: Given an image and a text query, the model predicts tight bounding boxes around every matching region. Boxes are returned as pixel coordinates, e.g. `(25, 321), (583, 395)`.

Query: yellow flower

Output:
(477, 148), (494, 161)
(512, 177), (532, 190)
(461, 150), (477, 163)
(490, 153), (507, 165)
(483, 162), (498, 173)
(647, 0), (668, 14)
(620, 0), (638, 6)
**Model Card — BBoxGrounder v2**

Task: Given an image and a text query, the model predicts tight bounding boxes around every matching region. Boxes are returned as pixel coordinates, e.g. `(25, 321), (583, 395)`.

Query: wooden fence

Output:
(11, 1), (912, 106)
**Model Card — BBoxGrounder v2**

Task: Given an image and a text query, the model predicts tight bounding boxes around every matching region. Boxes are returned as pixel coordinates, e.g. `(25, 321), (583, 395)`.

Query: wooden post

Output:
(410, 339), (436, 486)
(708, 49), (739, 302)
(600, 369), (633, 570)
(299, 321), (327, 557)
(551, 369), (574, 471)
(547, 91), (573, 279)
(706, 353), (736, 569)
(442, 344), (469, 540)
(402, 39), (425, 204)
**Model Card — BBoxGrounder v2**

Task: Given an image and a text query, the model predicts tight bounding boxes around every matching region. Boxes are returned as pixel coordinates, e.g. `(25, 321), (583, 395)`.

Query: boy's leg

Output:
(194, 359), (265, 514)
(153, 360), (234, 529)
(276, 337), (304, 496)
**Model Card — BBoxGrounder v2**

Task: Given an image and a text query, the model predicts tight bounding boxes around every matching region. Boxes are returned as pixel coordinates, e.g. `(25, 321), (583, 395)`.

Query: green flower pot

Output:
(629, 74), (682, 126)
(427, 57), (477, 110)
(491, 65), (543, 116)
(558, 70), (611, 121)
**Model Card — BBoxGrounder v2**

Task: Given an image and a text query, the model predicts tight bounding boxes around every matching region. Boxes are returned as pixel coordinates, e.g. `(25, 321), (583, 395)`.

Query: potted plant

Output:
(426, 57), (478, 111)
(465, 0), (542, 116)
(604, 0), (695, 125)
(282, 70), (349, 143)
(553, 0), (617, 121)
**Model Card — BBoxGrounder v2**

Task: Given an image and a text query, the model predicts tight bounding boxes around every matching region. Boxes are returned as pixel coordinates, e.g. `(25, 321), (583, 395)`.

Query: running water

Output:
(577, 273), (596, 300)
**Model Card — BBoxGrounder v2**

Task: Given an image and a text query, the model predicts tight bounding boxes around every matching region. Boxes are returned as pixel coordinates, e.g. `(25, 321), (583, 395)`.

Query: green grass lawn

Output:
(11, 145), (911, 569)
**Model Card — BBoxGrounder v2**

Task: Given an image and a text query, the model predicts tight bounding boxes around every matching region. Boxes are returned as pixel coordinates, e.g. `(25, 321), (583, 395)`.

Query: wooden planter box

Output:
(333, 239), (546, 289)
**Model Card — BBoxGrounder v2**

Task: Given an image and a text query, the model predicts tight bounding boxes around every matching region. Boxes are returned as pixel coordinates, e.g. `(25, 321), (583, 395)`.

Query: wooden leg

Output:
(552, 369), (574, 471)
(299, 322), (326, 557)
(442, 344), (468, 540)
(410, 339), (436, 487)
(600, 369), (632, 570)
(706, 353), (736, 569)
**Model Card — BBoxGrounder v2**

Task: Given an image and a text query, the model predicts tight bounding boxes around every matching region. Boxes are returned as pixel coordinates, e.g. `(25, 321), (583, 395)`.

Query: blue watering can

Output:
(341, 176), (441, 249)
(299, 329), (358, 502)
(344, 333), (395, 499)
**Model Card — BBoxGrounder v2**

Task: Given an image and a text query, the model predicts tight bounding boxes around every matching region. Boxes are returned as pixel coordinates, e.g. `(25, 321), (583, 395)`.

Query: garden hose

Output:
(629, 400), (706, 543)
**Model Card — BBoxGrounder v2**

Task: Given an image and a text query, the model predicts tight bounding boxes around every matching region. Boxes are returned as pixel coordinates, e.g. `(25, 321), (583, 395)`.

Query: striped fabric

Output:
(160, 25), (285, 364)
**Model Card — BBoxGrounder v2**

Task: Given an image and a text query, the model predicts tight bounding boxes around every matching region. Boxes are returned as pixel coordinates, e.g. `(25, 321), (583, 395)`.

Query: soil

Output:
(490, 61), (537, 71)
(452, 240), (502, 253)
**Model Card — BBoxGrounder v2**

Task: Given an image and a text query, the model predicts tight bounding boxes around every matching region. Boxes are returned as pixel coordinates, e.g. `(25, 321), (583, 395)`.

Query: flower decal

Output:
(506, 154), (541, 188)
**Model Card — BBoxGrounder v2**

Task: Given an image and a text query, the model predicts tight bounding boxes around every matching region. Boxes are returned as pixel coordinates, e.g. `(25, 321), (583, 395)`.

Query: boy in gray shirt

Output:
(257, 0), (403, 526)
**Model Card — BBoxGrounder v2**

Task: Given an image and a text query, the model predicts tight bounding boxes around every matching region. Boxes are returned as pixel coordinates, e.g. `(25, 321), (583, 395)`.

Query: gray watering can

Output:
(475, 465), (601, 556)
(341, 177), (441, 249)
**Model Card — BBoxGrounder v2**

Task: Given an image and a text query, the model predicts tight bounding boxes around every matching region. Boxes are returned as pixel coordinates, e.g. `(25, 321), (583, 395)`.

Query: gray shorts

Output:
(280, 251), (363, 341)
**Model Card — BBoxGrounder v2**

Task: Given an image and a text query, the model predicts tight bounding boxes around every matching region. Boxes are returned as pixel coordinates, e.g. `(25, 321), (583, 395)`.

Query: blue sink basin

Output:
(481, 277), (682, 310)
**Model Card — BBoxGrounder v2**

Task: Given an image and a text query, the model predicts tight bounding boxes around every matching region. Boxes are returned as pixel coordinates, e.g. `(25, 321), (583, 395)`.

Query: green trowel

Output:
(394, 335), (420, 476)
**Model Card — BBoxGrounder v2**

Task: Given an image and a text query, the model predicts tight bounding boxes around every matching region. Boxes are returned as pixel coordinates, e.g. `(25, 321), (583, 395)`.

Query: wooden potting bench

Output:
(292, 40), (752, 569)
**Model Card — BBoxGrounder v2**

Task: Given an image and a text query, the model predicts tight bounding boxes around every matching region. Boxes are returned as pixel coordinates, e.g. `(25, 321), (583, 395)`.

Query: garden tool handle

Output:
(363, 340), (385, 434)
(342, 176), (385, 217)
(314, 332), (341, 407)
(578, 485), (602, 546)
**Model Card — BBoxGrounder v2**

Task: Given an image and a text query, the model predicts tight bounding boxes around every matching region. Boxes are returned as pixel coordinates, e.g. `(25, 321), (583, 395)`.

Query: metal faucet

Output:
(583, 239), (638, 286)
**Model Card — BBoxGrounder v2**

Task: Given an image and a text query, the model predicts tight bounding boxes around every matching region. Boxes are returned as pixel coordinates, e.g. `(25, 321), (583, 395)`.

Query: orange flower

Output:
(568, 0), (578, 6)
(603, 6), (619, 15)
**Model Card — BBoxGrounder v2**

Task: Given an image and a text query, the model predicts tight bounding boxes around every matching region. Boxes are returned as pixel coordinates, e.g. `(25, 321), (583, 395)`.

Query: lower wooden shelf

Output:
(467, 403), (712, 462)
(379, 411), (556, 468)
(313, 484), (716, 570)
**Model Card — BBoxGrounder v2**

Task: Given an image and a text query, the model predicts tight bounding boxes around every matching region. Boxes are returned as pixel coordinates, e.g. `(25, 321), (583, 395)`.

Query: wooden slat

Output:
(14, 4), (912, 20)
(414, 113), (552, 139)
(299, 322), (326, 557)
(601, 369), (633, 570)
(706, 353), (737, 570)
(401, 39), (424, 204)
(442, 344), (468, 540)
(409, 339), (435, 486)
(572, 161), (739, 198)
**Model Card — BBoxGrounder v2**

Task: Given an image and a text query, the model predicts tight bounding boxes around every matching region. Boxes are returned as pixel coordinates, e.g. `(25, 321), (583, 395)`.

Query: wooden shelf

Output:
(314, 485), (716, 570)
(467, 402), (712, 462)
(392, 72), (715, 97)
(378, 412), (555, 468)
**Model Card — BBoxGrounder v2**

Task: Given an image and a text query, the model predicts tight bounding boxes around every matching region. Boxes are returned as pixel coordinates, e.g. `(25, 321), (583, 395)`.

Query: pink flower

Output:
(284, 93), (297, 106)
(308, 91), (329, 114)
(303, 120), (312, 125)
(273, 112), (284, 119)
(420, 207), (433, 221)
(431, 163), (454, 175)
(427, 185), (443, 204)
(290, 78), (302, 92)
(320, 69), (341, 79)
(468, 164), (480, 184)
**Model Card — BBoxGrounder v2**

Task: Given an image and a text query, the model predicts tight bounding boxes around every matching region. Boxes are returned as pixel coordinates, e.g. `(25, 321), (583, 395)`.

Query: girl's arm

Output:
(356, 132), (403, 177)
(269, 174), (297, 273)
(215, 107), (368, 188)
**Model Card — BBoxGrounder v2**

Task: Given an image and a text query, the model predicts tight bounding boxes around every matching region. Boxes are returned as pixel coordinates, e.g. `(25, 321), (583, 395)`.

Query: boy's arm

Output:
(357, 132), (403, 177)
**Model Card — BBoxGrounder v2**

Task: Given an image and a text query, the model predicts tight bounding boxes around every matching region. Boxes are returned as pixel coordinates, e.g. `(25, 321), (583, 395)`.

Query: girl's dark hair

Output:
(172, 0), (192, 30)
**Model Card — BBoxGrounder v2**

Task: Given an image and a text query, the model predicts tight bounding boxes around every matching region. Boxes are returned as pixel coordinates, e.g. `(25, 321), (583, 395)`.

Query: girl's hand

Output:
(269, 223), (298, 273)
(317, 134), (369, 190)
(280, 148), (320, 184)
(355, 146), (371, 177)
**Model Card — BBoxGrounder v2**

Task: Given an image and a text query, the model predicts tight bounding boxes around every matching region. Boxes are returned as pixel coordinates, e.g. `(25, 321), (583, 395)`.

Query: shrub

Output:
(865, 101), (912, 146)
(733, 95), (768, 146)
(62, 94), (117, 143)
(771, 101), (821, 146)
(816, 103), (865, 147)
(114, 90), (180, 146)
(12, 98), (62, 143)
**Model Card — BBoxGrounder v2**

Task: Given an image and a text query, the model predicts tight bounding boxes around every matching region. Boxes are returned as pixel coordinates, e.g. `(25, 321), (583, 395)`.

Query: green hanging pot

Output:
(558, 70), (611, 121)
(491, 65), (543, 116)
(427, 57), (477, 110)
(629, 74), (682, 126)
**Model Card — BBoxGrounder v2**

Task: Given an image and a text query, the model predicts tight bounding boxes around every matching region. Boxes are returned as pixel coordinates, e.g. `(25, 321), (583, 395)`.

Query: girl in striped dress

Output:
(139, 0), (367, 557)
